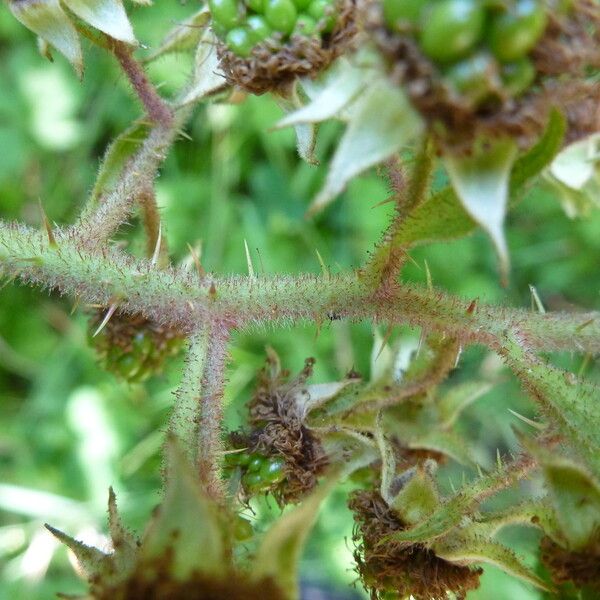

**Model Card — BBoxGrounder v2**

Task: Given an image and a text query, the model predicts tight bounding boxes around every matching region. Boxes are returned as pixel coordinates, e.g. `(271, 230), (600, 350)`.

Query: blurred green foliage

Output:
(0, 2), (598, 599)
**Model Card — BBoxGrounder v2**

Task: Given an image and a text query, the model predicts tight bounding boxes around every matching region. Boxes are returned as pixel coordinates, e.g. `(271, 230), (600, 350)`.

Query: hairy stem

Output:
(170, 325), (230, 502)
(1, 222), (599, 357)
(73, 103), (191, 247)
(110, 39), (173, 127)
(364, 139), (435, 288)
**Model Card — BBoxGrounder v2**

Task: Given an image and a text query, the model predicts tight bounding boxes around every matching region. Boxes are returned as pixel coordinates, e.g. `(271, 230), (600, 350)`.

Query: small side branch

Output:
(170, 325), (231, 502)
(363, 139), (435, 289)
(110, 39), (173, 127)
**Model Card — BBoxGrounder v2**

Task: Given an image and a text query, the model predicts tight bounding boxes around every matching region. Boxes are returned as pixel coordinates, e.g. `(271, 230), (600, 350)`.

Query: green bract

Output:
(419, 0), (486, 63)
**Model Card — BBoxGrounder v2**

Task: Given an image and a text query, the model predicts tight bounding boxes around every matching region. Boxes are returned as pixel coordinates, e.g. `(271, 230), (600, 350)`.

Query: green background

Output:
(0, 3), (598, 598)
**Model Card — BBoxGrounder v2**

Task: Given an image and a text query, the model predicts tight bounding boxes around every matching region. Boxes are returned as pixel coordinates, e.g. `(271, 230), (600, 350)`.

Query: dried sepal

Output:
(349, 489), (483, 600)
(215, 0), (357, 96)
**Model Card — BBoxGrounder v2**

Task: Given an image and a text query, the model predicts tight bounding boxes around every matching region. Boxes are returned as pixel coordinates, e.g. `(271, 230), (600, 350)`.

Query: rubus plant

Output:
(1, 0), (600, 598)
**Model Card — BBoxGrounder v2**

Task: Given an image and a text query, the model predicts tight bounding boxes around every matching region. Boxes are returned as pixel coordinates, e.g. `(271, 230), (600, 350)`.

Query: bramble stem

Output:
(73, 124), (179, 247)
(1, 222), (598, 355)
(110, 39), (173, 127)
(170, 326), (230, 502)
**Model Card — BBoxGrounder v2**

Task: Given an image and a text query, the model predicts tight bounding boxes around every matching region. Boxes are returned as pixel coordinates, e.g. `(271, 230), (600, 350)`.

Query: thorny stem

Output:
(1, 223), (599, 356)
(364, 139), (436, 289)
(170, 326), (230, 503)
(72, 123), (179, 248)
(2, 223), (599, 355)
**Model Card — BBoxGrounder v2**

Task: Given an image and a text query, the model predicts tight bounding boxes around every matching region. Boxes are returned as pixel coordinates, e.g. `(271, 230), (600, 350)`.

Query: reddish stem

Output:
(110, 40), (173, 127)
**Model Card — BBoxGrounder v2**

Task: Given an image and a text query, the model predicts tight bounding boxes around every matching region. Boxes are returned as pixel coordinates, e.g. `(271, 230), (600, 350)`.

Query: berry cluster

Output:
(210, 0), (338, 57)
(225, 450), (287, 494)
(89, 311), (184, 384)
(382, 0), (548, 107)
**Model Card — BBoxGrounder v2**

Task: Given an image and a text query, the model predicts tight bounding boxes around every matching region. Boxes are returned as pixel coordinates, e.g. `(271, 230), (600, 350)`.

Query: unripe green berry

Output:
(419, 0), (485, 64)
(247, 453), (265, 472)
(260, 456), (287, 484)
(246, 0), (266, 12)
(489, 0), (548, 62)
(234, 515), (254, 540)
(383, 0), (427, 30)
(209, 0), (243, 29)
(265, 0), (298, 34)
(501, 57), (536, 96)
(444, 52), (500, 106)
(242, 471), (268, 492)
(308, 0), (335, 33)
(293, 0), (312, 9)
(211, 20), (229, 39)
(294, 14), (317, 35)
(226, 27), (255, 56)
(247, 14), (273, 42)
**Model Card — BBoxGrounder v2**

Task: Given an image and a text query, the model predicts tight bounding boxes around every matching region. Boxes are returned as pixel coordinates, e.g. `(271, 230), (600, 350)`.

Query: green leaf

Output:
(543, 460), (600, 550)
(252, 476), (337, 599)
(390, 464), (440, 526)
(144, 7), (210, 62)
(444, 138), (518, 282)
(510, 109), (566, 192)
(63, 0), (137, 44)
(388, 456), (534, 544)
(321, 429), (378, 477)
(474, 500), (558, 538)
(436, 381), (493, 428)
(90, 119), (149, 204)
(523, 444), (600, 550)
(434, 534), (551, 591)
(392, 184), (476, 246)
(308, 78), (423, 216)
(8, 0), (83, 76)
(408, 429), (477, 467)
(388, 111), (566, 251)
(140, 435), (228, 579)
